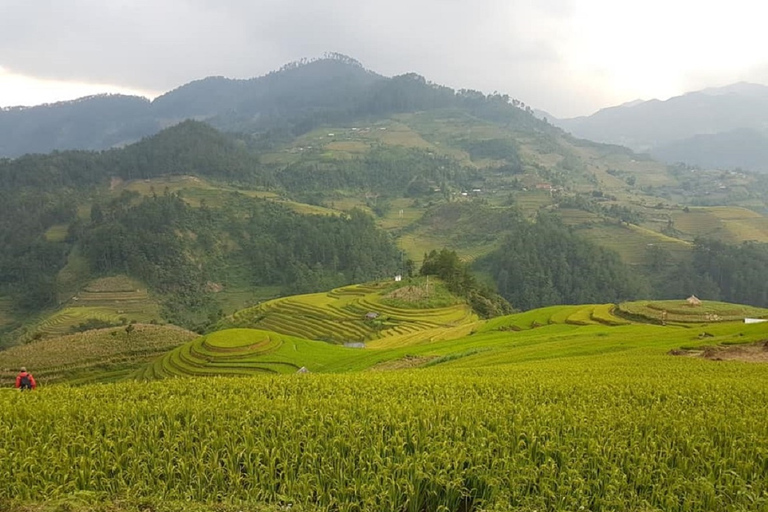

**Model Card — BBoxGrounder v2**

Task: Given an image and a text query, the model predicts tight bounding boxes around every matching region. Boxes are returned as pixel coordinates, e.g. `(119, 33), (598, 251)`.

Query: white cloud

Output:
(0, 67), (156, 108)
(1, 0), (767, 116)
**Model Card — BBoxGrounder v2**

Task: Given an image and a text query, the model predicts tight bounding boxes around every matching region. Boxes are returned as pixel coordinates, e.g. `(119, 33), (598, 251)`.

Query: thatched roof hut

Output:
(686, 295), (702, 306)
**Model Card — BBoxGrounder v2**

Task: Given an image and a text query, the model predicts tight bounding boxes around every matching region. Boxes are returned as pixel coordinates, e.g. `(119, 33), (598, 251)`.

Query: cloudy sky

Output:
(1, 0), (767, 118)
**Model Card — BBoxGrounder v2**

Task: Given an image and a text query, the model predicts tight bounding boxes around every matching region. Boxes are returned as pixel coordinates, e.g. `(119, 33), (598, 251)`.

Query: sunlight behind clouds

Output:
(0, 67), (157, 108)
(563, 0), (768, 106)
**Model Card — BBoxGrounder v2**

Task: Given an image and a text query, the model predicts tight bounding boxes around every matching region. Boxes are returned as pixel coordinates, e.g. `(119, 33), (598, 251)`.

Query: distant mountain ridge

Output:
(555, 82), (768, 171)
(0, 54), (547, 158)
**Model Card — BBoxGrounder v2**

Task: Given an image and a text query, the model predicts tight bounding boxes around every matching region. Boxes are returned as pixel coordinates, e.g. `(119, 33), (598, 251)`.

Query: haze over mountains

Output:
(0, 54), (544, 158)
(5, 55), (768, 176)
(555, 82), (768, 171)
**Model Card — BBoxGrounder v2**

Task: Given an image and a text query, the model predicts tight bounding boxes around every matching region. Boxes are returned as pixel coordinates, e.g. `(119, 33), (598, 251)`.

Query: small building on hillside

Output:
(365, 312), (379, 320)
(686, 295), (702, 306)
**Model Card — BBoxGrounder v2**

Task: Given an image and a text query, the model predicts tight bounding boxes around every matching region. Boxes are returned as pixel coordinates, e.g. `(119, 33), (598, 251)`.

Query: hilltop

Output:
(0, 54), (546, 158)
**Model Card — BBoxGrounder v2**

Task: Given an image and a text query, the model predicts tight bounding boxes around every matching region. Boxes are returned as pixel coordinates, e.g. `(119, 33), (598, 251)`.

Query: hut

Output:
(686, 295), (702, 306)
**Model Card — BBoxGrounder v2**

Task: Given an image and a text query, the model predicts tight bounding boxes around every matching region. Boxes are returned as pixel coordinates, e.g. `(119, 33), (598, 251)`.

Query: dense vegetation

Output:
(78, 192), (400, 326)
(646, 238), (768, 304)
(479, 214), (647, 310)
(420, 248), (512, 317)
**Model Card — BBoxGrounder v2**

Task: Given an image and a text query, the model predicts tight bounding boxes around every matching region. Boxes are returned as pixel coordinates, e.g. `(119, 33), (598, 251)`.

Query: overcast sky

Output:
(1, 0), (767, 118)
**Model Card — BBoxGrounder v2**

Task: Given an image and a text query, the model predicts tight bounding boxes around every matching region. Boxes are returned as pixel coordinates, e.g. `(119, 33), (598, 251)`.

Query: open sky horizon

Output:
(2, 0), (767, 118)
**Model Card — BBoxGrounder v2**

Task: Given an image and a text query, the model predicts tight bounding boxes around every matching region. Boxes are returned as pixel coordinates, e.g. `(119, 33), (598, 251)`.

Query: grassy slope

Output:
(16, 276), (162, 344)
(0, 324), (197, 385)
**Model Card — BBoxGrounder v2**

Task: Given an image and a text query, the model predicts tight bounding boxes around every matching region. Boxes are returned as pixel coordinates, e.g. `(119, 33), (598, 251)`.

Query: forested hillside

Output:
(5, 56), (768, 347)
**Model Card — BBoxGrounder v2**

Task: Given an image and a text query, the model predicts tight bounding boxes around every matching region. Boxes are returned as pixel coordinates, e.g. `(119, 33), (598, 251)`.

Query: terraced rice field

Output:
(23, 276), (161, 340)
(147, 301), (678, 380)
(576, 222), (691, 265)
(226, 282), (477, 344)
(138, 328), (361, 379)
(618, 299), (768, 324)
(670, 206), (768, 244)
(0, 324), (197, 386)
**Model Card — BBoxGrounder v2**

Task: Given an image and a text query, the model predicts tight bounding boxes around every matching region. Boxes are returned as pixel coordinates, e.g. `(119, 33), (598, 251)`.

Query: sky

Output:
(1, 0), (767, 118)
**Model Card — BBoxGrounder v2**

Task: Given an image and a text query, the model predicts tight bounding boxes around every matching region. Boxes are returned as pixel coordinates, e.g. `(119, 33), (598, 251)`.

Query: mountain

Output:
(653, 128), (768, 171)
(555, 82), (768, 170)
(3, 54), (548, 157)
(0, 55), (385, 157)
(0, 94), (157, 157)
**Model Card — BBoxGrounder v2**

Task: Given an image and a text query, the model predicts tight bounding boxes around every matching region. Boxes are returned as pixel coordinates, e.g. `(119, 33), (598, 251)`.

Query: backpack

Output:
(19, 374), (32, 390)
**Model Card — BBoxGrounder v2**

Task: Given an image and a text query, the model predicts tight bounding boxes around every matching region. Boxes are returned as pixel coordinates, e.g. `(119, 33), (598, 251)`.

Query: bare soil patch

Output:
(670, 340), (768, 363)
(370, 355), (437, 371)
(385, 286), (428, 302)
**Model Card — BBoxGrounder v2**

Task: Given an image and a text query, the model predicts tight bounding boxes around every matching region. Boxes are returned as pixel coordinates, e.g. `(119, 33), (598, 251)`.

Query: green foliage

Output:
(648, 238), (768, 306)
(420, 248), (512, 318)
(479, 214), (648, 310)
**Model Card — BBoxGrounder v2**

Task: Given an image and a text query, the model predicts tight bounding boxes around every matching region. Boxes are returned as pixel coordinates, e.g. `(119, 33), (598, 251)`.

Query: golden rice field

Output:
(225, 282), (478, 345)
(4, 282), (768, 511)
(3, 343), (768, 511)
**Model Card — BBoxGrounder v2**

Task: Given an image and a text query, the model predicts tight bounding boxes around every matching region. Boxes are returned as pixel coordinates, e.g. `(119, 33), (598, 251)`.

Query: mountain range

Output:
(555, 82), (768, 171)
(4, 54), (768, 348)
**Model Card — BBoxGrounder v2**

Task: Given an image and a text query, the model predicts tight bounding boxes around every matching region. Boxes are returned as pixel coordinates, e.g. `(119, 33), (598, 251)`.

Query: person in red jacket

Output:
(15, 367), (36, 390)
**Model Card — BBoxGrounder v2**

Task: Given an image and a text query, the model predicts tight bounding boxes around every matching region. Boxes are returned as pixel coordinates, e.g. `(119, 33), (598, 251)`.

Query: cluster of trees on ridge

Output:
(420, 248), (512, 318)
